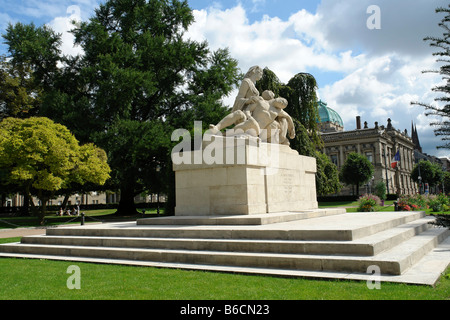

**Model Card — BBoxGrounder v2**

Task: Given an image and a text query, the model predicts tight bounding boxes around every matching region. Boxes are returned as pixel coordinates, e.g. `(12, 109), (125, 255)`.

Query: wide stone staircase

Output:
(0, 209), (449, 285)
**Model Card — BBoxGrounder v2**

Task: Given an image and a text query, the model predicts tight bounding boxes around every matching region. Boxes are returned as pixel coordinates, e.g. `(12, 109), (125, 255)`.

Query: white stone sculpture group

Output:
(209, 66), (296, 146)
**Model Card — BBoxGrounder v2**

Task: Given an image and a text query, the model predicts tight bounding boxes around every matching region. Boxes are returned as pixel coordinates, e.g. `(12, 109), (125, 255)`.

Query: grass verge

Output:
(0, 236), (449, 300)
(0, 255), (448, 300)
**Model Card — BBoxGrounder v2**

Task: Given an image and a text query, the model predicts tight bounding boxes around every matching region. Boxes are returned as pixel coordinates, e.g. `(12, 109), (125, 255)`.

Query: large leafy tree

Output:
(411, 160), (444, 189)
(340, 152), (374, 196)
(0, 55), (42, 119)
(0, 117), (110, 224)
(412, 5), (450, 149)
(3, 23), (61, 92)
(70, 0), (239, 214)
(256, 68), (322, 151)
(315, 151), (342, 197)
(3, 0), (240, 215)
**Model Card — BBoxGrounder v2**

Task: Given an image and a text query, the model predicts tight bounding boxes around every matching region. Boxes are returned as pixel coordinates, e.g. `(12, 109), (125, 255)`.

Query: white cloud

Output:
(47, 5), (84, 57)
(186, 5), (366, 83)
(316, 0), (447, 57)
(0, 13), (13, 31)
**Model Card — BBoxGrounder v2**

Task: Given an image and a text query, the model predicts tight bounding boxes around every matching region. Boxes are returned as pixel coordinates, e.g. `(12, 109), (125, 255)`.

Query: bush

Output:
(429, 198), (443, 212)
(357, 194), (381, 212)
(397, 193), (450, 212)
(374, 181), (387, 201)
(398, 194), (428, 211)
(428, 194), (450, 213)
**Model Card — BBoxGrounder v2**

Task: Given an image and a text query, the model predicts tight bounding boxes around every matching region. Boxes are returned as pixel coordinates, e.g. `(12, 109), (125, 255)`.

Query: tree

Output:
(411, 5), (450, 149)
(315, 151), (342, 197)
(444, 171), (450, 193)
(0, 55), (42, 119)
(3, 22), (62, 91)
(374, 180), (387, 201)
(256, 68), (323, 151)
(411, 160), (444, 190)
(2, 0), (240, 215)
(70, 0), (240, 215)
(0, 117), (110, 224)
(340, 152), (374, 196)
(283, 73), (322, 148)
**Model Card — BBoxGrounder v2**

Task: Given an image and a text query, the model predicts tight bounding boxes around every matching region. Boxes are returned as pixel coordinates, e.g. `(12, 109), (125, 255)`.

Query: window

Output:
(365, 152), (373, 163)
(330, 155), (338, 166)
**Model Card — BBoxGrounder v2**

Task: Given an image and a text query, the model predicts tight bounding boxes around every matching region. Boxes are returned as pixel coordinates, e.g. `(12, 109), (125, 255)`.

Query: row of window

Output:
(329, 152), (373, 167)
(328, 149), (414, 170)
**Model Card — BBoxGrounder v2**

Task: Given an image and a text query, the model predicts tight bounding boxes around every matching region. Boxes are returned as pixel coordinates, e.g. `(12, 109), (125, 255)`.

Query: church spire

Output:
(411, 121), (422, 153)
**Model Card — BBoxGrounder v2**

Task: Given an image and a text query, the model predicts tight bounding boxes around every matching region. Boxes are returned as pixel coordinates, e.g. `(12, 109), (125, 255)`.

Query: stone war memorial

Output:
(172, 65), (318, 216)
(0, 66), (449, 286)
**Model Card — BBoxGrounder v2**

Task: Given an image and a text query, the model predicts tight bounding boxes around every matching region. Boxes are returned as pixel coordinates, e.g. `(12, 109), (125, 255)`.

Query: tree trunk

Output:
(0, 193), (6, 207)
(20, 192), (30, 216)
(115, 185), (138, 216)
(38, 196), (48, 225)
(62, 193), (70, 209)
(21, 184), (32, 216)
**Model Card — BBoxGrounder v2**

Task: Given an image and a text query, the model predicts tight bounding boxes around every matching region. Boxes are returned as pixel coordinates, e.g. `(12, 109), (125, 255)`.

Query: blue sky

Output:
(0, 0), (449, 158)
(189, 0), (320, 21)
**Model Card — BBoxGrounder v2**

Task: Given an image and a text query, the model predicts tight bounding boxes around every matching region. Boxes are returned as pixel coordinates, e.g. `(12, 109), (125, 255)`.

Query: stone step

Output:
(44, 211), (426, 241)
(1, 225), (447, 276)
(19, 217), (434, 256)
(137, 208), (346, 226)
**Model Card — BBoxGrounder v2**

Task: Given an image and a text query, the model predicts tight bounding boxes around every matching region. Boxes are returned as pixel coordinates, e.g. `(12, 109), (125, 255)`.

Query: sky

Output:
(0, 0), (449, 158)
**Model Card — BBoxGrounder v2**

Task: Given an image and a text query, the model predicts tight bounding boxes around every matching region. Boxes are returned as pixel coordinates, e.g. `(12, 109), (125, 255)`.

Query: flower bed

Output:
(397, 194), (449, 212)
(357, 194), (381, 212)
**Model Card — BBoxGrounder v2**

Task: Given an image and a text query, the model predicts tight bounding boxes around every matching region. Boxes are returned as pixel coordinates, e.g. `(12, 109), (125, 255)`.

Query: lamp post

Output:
(418, 175), (422, 195)
(383, 147), (389, 194)
(156, 164), (160, 215)
(418, 161), (422, 194)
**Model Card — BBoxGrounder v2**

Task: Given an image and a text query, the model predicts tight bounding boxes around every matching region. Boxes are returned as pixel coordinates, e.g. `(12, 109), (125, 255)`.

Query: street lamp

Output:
(418, 175), (422, 194)
(156, 164), (161, 215)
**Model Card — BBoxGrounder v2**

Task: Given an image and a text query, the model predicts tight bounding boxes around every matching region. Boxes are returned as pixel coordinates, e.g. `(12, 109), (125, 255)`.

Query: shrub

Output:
(397, 193), (450, 212)
(398, 194), (428, 211)
(357, 194), (381, 212)
(428, 194), (450, 212)
(374, 181), (387, 201)
(429, 198), (443, 212)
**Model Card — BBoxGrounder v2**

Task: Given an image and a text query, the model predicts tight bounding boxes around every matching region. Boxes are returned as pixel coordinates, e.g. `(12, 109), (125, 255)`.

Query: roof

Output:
(317, 100), (344, 128)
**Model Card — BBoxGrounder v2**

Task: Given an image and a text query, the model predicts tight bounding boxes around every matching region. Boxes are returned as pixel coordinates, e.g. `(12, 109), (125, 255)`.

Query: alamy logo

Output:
(367, 5), (381, 30)
(66, 265), (81, 290)
(366, 265), (381, 290)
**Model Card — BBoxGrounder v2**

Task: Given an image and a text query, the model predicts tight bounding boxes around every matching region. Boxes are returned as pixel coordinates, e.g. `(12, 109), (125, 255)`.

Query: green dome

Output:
(317, 100), (344, 128)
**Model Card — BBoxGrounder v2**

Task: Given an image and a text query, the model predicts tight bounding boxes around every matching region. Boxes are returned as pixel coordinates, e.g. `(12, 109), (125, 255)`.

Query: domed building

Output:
(317, 101), (417, 197)
(317, 100), (344, 133)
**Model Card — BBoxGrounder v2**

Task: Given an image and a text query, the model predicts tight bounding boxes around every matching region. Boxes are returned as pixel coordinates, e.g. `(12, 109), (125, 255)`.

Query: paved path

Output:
(0, 227), (46, 239)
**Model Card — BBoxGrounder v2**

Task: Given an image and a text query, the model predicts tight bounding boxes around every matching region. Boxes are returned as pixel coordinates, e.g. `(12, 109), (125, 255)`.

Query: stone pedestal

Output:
(172, 136), (318, 216)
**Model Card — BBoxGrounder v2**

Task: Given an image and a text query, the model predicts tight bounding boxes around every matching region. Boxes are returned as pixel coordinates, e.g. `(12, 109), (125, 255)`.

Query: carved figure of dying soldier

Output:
(210, 89), (295, 145)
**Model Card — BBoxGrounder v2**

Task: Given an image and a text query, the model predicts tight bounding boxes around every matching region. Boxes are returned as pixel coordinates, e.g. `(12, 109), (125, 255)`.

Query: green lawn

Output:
(0, 254), (448, 300)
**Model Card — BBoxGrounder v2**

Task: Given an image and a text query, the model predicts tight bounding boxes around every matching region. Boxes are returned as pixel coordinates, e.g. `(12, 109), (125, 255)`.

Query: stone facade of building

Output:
(318, 102), (417, 196)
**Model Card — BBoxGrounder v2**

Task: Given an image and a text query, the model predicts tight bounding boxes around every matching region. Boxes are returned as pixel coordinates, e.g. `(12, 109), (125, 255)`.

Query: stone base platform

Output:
(173, 136), (318, 216)
(137, 208), (345, 226)
(0, 209), (449, 286)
